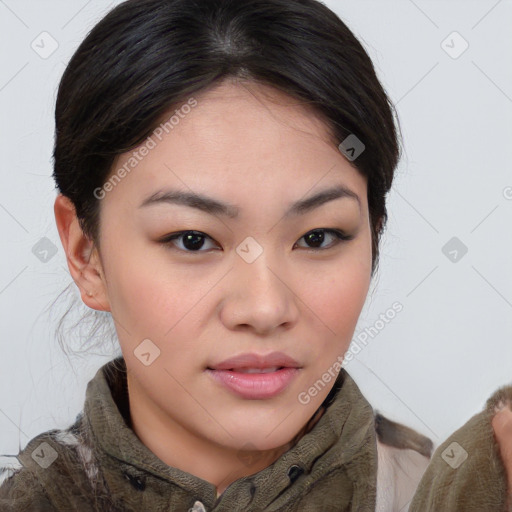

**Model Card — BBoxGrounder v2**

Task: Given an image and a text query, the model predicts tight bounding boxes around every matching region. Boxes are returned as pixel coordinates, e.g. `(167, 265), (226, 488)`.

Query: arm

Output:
(492, 405), (512, 510)
(409, 389), (511, 512)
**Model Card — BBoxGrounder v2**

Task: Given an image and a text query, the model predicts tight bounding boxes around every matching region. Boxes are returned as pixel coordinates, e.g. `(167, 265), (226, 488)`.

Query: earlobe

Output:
(54, 194), (110, 312)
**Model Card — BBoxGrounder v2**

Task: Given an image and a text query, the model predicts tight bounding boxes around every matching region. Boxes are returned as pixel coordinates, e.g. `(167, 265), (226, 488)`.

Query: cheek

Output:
(301, 243), (372, 345)
(98, 234), (180, 337)
(103, 243), (216, 352)
(317, 274), (368, 336)
(334, 255), (371, 318)
(109, 266), (203, 376)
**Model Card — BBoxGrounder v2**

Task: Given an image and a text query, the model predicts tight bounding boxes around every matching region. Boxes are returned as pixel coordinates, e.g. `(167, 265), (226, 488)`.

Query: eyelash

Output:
(159, 228), (354, 254)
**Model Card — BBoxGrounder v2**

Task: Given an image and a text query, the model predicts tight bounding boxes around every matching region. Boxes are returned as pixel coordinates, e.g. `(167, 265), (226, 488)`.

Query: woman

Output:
(0, 0), (433, 510)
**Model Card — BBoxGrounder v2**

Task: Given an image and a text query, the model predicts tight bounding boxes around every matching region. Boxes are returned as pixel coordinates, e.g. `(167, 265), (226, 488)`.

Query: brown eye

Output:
(295, 229), (352, 250)
(160, 231), (218, 252)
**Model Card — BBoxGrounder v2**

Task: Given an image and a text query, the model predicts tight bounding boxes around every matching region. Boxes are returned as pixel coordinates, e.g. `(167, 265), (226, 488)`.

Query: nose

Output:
(220, 251), (299, 336)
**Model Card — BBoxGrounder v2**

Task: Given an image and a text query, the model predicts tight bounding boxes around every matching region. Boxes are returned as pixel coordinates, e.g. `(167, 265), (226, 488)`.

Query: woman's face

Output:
(87, 79), (372, 455)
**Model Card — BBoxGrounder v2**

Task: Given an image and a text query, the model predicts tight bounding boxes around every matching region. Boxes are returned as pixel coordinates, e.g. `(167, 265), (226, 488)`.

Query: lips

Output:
(207, 351), (301, 371)
(206, 351), (302, 399)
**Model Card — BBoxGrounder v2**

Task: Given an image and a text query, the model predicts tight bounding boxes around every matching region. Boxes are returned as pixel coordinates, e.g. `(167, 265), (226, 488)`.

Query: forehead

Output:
(185, 79), (337, 142)
(106, 79), (367, 207)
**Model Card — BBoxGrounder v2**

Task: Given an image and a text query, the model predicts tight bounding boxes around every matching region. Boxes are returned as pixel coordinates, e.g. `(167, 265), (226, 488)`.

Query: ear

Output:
(54, 194), (110, 312)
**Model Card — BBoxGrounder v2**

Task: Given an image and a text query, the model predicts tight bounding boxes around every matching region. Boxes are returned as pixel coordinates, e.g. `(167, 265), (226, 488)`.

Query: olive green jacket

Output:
(409, 384), (512, 512)
(0, 357), (431, 511)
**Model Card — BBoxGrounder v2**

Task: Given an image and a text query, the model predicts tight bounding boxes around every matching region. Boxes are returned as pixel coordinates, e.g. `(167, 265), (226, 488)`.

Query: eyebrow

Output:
(139, 185), (360, 218)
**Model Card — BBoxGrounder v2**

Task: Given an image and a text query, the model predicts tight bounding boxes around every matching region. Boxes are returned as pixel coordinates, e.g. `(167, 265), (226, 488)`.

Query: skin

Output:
(54, 78), (374, 496)
(492, 407), (512, 506)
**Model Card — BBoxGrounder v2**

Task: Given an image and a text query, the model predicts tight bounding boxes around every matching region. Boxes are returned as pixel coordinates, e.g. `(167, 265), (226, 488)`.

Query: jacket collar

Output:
(82, 356), (377, 510)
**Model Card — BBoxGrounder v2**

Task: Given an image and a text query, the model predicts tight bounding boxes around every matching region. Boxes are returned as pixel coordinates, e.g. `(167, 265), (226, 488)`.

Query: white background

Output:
(1, 0), (511, 456)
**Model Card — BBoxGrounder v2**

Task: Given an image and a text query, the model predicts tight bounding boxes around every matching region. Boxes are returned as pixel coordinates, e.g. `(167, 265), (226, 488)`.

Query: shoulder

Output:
(0, 452), (55, 511)
(0, 416), (97, 511)
(409, 385), (512, 512)
(0, 429), (65, 510)
(374, 412), (433, 512)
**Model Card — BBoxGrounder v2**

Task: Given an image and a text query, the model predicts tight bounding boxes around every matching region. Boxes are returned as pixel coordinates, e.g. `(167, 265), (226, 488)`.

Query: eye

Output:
(159, 228), (353, 254)
(159, 230), (218, 253)
(295, 228), (353, 251)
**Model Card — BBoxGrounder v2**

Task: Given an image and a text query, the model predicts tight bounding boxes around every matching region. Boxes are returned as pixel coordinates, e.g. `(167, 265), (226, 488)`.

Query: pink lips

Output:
(206, 351), (301, 400)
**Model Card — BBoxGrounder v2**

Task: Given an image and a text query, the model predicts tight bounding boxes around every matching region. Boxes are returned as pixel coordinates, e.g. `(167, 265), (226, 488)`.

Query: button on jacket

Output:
(0, 356), (431, 511)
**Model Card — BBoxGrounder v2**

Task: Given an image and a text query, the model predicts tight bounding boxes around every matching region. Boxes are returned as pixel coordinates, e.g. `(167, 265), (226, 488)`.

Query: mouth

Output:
(207, 351), (301, 372)
(205, 353), (301, 399)
(220, 366), (284, 373)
